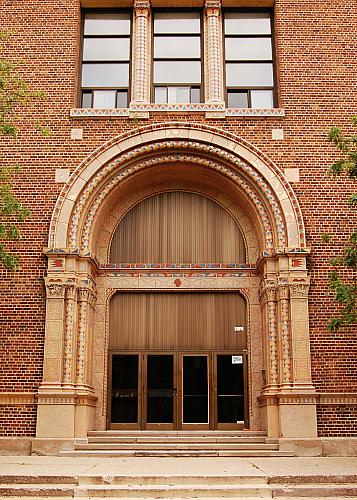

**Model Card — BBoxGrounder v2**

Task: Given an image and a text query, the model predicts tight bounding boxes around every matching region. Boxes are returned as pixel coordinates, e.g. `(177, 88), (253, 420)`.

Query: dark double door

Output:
(109, 352), (247, 430)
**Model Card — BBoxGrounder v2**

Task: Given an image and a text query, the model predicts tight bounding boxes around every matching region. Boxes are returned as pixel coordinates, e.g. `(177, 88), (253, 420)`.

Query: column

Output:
(131, 0), (151, 105)
(204, 0), (224, 104)
(62, 284), (77, 389)
(277, 283), (292, 387)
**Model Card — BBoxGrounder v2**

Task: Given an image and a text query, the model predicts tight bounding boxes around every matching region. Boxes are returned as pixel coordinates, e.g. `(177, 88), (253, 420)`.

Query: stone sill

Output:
(70, 107), (285, 119)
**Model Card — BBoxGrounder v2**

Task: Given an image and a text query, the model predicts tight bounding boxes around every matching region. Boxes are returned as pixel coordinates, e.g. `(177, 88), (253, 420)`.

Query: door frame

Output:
(108, 349), (248, 430)
(142, 351), (178, 431)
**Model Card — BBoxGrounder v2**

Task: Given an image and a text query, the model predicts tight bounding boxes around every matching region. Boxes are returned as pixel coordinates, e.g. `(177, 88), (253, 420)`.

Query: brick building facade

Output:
(0, 0), (356, 455)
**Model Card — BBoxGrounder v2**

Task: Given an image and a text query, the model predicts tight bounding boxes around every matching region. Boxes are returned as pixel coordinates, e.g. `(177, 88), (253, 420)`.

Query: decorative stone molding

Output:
(70, 106), (285, 117)
(132, 0), (150, 103)
(318, 393), (357, 405)
(63, 284), (77, 384)
(78, 151), (280, 253)
(0, 392), (36, 405)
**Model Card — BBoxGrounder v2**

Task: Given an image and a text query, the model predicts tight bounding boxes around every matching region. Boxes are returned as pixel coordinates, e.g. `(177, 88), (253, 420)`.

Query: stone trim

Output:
(0, 393), (36, 405)
(318, 393), (357, 405)
(70, 106), (285, 117)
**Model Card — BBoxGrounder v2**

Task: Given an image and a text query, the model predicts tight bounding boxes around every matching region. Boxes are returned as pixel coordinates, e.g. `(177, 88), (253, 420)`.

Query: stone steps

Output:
(64, 430), (293, 458)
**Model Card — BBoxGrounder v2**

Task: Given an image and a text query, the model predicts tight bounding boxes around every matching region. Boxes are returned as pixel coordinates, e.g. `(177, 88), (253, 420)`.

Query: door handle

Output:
(172, 388), (177, 396)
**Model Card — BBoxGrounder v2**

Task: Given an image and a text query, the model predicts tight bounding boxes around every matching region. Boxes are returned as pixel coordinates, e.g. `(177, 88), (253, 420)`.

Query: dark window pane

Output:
(93, 90), (116, 108)
(147, 355), (174, 424)
(226, 62), (273, 86)
(183, 356), (208, 424)
(154, 61), (201, 84)
(82, 63), (129, 87)
(224, 12), (271, 35)
(84, 13), (131, 35)
(154, 36), (200, 59)
(251, 89), (274, 108)
(227, 91), (248, 108)
(154, 87), (167, 104)
(217, 355), (244, 423)
(82, 91), (92, 108)
(154, 12), (200, 34)
(111, 355), (138, 424)
(117, 90), (128, 108)
(225, 37), (272, 61)
(83, 38), (130, 61)
(191, 87), (201, 103)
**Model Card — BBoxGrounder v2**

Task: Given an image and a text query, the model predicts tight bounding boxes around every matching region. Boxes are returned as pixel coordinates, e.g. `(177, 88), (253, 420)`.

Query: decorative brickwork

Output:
(0, 0), (356, 439)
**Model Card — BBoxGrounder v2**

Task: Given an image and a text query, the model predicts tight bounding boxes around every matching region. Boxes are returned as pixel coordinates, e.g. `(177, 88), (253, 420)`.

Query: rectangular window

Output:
(224, 11), (275, 108)
(81, 12), (131, 108)
(153, 11), (202, 104)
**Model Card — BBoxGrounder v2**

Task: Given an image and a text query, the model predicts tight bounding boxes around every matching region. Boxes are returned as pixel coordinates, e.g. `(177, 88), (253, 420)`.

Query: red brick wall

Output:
(0, 0), (356, 436)
(0, 406), (37, 437)
(317, 405), (357, 437)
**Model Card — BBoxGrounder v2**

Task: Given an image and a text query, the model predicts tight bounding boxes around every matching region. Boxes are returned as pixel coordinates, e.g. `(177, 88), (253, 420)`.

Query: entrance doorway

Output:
(109, 351), (247, 430)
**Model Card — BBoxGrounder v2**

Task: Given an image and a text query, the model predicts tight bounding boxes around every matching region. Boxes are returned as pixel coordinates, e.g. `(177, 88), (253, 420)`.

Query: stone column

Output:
(277, 283), (292, 387)
(204, 0), (224, 104)
(131, 0), (151, 105)
(62, 284), (77, 389)
(76, 287), (95, 391)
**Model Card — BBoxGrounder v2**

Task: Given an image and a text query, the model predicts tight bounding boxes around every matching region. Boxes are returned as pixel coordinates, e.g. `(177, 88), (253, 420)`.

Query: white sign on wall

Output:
(232, 355), (243, 365)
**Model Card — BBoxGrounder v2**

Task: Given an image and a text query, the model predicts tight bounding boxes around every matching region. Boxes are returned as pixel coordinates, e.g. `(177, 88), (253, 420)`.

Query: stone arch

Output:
(49, 122), (306, 253)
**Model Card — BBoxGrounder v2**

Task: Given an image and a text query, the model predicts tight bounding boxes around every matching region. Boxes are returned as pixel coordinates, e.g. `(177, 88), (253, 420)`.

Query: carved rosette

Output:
(133, 0), (150, 103)
(205, 0), (223, 103)
(63, 284), (77, 384)
(278, 284), (291, 384)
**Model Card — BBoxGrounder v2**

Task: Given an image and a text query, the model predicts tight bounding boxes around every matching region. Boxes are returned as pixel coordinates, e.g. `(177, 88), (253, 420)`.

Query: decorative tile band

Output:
(69, 106), (285, 117)
(100, 263), (257, 270)
(0, 392), (36, 405)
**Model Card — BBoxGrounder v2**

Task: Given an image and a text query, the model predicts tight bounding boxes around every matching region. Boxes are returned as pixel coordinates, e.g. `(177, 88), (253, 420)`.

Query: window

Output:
(153, 11), (202, 104)
(81, 12), (131, 108)
(224, 11), (275, 108)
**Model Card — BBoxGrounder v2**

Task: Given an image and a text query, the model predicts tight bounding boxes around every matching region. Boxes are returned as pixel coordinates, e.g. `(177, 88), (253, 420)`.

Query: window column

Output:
(204, 0), (224, 104)
(131, 0), (151, 104)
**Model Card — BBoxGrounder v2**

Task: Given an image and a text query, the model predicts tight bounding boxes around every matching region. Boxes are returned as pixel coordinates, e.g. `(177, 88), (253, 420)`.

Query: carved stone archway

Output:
(38, 123), (316, 440)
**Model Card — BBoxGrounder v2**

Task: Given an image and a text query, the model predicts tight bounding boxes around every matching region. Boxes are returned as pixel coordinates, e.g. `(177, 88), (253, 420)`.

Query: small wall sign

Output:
(232, 355), (243, 364)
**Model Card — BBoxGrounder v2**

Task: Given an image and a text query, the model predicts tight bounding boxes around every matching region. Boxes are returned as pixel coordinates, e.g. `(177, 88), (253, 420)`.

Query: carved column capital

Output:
(45, 282), (66, 299)
(278, 283), (290, 300)
(65, 283), (77, 300)
(205, 0), (221, 15)
(134, 0), (150, 17)
(290, 282), (310, 299)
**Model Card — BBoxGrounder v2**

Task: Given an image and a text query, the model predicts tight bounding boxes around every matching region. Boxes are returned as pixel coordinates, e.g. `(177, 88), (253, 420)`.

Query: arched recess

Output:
(39, 123), (317, 443)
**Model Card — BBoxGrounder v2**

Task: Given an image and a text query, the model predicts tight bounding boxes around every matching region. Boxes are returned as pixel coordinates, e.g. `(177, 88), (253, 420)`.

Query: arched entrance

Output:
(38, 123), (317, 441)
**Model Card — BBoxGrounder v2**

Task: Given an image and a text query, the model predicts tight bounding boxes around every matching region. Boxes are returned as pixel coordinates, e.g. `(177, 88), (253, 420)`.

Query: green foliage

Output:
(326, 117), (357, 331)
(320, 233), (332, 243)
(0, 31), (41, 271)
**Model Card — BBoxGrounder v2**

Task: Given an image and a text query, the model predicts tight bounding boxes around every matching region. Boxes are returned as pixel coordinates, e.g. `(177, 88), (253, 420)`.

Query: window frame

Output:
(151, 8), (204, 104)
(222, 8), (277, 109)
(80, 8), (133, 109)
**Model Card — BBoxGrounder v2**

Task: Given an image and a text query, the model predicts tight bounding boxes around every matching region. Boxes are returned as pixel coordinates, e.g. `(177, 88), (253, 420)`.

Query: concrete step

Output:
(75, 443), (279, 451)
(61, 449), (294, 457)
(87, 436), (268, 444)
(88, 430), (267, 437)
(272, 484), (357, 497)
(0, 484), (74, 497)
(79, 475), (267, 486)
(74, 484), (271, 498)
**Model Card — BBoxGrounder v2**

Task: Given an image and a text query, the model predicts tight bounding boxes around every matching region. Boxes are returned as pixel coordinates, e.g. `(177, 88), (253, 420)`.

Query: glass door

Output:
(214, 353), (247, 429)
(110, 354), (141, 429)
(181, 354), (210, 429)
(144, 354), (176, 430)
